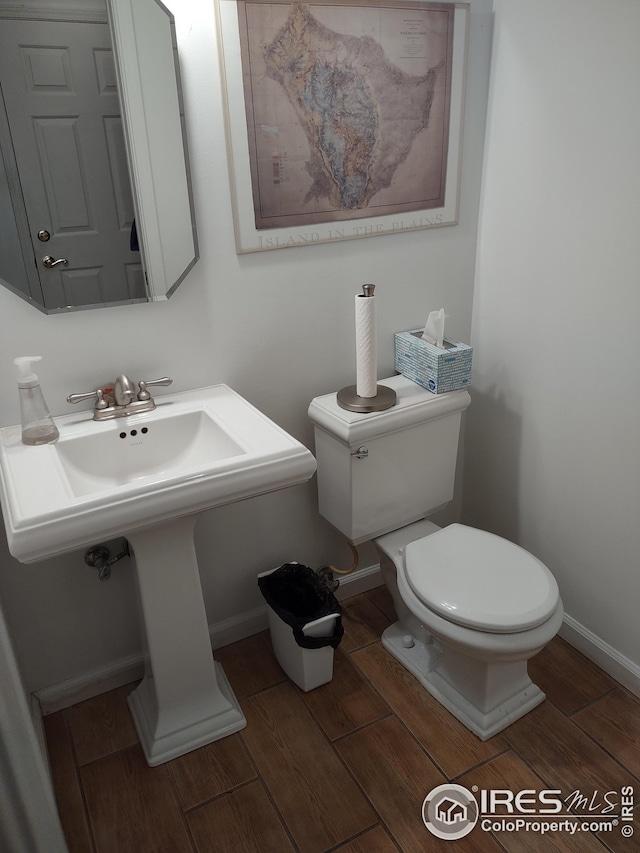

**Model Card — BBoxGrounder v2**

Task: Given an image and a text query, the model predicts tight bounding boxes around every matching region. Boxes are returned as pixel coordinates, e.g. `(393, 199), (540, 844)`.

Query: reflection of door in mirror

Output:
(0, 17), (146, 311)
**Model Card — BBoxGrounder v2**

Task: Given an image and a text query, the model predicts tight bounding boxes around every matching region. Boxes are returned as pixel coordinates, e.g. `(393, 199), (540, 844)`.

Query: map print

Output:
(237, 0), (454, 230)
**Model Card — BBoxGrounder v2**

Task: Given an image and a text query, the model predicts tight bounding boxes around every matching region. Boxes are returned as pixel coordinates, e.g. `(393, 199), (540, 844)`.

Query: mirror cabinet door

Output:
(0, 0), (197, 313)
(107, 0), (198, 301)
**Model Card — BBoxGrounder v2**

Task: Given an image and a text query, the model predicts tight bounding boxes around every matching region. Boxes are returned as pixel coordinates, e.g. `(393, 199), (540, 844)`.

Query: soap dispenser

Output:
(14, 356), (60, 445)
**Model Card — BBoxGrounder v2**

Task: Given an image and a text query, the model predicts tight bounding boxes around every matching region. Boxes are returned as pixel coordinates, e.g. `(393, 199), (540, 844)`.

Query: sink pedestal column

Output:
(126, 514), (246, 766)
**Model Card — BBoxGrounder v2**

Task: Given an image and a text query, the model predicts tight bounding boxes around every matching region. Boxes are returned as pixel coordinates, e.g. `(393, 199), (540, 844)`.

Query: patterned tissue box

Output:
(394, 329), (473, 394)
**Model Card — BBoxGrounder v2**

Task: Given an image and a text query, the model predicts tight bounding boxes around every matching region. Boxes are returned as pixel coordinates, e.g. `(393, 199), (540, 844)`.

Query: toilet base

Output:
(381, 622), (546, 740)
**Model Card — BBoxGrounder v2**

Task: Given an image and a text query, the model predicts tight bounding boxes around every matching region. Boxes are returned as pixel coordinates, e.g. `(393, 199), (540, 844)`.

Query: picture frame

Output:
(216, 0), (469, 253)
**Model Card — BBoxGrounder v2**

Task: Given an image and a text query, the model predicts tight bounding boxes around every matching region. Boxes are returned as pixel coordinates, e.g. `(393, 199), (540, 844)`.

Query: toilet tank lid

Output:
(308, 375), (470, 444)
(404, 524), (559, 633)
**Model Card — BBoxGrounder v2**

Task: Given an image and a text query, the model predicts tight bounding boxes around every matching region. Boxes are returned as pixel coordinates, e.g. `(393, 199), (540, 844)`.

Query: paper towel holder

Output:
(337, 283), (397, 413)
(337, 383), (397, 412)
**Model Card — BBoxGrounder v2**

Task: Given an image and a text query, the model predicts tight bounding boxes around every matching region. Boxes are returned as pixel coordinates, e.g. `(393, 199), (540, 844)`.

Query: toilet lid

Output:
(404, 524), (558, 633)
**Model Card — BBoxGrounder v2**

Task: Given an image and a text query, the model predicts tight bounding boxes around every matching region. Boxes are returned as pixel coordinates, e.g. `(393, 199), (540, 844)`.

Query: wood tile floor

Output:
(44, 586), (640, 852)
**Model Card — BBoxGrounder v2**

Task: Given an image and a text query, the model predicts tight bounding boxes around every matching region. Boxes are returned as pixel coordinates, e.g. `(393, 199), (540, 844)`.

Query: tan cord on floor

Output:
(326, 542), (360, 575)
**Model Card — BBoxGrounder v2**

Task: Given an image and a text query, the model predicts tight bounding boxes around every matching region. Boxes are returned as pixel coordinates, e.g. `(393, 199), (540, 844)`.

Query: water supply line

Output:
(84, 538), (131, 581)
(317, 542), (359, 591)
(327, 542), (360, 575)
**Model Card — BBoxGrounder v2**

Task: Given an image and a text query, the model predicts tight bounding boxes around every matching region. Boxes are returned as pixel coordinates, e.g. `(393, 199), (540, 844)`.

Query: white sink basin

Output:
(0, 384), (316, 563)
(56, 409), (246, 498)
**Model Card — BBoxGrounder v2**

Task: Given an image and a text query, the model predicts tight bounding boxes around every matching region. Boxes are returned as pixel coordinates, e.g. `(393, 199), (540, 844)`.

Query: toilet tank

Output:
(308, 374), (470, 544)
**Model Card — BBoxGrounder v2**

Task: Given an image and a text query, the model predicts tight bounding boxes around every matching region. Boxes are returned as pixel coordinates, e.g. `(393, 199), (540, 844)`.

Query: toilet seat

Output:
(404, 524), (558, 634)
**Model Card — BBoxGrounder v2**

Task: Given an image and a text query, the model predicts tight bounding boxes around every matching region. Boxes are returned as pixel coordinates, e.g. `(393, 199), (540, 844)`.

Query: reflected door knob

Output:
(42, 255), (68, 269)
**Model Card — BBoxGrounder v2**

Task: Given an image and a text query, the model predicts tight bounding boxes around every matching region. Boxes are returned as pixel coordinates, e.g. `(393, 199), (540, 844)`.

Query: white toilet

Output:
(308, 374), (563, 740)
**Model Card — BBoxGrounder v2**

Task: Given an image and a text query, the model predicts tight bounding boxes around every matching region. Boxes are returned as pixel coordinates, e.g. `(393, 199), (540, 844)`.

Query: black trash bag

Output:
(258, 563), (344, 650)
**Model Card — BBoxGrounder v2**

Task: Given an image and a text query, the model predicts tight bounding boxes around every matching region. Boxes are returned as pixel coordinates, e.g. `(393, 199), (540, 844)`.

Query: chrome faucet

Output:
(113, 374), (136, 407)
(67, 375), (173, 421)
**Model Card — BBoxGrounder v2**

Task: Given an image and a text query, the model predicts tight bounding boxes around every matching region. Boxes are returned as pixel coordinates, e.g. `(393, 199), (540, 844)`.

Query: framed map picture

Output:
(217, 0), (469, 252)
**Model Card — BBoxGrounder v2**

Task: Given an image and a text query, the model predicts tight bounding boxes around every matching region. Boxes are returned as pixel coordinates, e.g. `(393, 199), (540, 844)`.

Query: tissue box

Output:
(394, 330), (472, 394)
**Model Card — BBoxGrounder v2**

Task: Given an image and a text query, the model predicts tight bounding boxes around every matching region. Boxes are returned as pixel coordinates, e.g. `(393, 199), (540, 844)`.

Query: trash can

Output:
(258, 562), (344, 691)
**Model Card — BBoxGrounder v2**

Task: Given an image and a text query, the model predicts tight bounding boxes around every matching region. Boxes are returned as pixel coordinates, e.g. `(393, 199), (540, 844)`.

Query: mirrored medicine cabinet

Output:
(0, 0), (198, 313)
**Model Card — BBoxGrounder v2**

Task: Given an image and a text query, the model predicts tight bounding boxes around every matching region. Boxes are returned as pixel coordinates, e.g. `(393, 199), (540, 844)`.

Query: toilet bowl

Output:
(375, 519), (563, 739)
(308, 374), (564, 739)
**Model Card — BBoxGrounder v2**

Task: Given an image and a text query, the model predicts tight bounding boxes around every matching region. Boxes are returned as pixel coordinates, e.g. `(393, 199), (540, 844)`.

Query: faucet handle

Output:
(66, 388), (109, 410)
(137, 376), (173, 401)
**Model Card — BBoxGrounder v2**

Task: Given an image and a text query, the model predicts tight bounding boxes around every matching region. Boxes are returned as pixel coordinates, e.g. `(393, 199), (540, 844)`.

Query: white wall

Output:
(465, 0), (640, 682)
(0, 0), (493, 695)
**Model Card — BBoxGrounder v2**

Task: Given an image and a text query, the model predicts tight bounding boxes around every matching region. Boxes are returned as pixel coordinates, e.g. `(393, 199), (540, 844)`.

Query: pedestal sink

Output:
(0, 385), (316, 765)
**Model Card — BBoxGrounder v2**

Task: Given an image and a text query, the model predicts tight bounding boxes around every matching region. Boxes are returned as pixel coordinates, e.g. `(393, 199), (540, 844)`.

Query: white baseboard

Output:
(36, 563), (383, 714)
(334, 561), (383, 599)
(560, 614), (640, 698)
(37, 652), (146, 715)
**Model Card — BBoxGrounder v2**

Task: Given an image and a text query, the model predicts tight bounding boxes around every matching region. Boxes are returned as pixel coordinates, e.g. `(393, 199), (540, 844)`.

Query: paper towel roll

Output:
(355, 290), (377, 398)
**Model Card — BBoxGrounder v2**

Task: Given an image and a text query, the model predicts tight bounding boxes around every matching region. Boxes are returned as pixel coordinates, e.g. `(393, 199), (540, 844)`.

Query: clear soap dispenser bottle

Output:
(14, 356), (60, 445)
